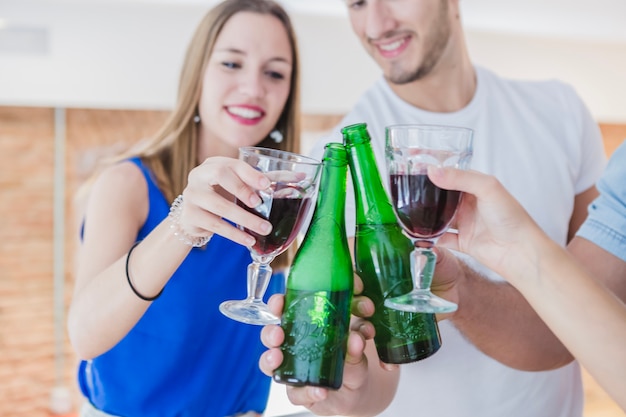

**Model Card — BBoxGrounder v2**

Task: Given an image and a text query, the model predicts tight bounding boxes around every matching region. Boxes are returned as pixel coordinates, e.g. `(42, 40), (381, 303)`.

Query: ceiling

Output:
(1, 0), (625, 121)
(457, 0), (626, 43)
(68, 0), (626, 42)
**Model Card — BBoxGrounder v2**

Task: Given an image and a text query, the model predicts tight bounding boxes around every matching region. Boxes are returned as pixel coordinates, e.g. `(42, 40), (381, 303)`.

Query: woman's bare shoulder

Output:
(86, 160), (149, 224)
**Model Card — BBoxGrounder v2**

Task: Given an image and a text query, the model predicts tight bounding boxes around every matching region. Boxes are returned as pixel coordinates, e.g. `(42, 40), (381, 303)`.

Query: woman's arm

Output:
(429, 166), (626, 410)
(68, 162), (191, 359)
(68, 158), (275, 359)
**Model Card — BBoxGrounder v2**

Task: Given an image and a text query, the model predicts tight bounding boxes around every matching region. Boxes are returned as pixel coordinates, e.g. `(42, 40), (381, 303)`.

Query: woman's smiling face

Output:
(198, 11), (293, 157)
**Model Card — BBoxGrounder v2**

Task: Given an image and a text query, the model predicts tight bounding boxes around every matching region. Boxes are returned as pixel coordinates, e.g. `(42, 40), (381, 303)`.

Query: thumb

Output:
(427, 166), (487, 197)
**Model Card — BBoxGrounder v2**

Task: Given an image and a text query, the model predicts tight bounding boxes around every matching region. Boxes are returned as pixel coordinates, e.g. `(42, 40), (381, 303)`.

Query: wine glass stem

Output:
(247, 262), (273, 303)
(411, 247), (436, 291)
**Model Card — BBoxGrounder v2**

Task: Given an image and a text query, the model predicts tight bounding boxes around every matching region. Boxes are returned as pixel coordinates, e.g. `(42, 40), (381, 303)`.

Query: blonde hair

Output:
(80, 0), (301, 268)
(112, 0), (301, 203)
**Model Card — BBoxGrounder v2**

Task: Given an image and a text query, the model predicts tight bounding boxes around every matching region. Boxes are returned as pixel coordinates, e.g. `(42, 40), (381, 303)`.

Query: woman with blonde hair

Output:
(68, 0), (301, 415)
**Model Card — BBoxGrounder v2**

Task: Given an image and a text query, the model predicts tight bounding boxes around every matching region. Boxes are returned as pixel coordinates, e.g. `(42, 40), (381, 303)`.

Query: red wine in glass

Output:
(220, 146), (321, 326)
(384, 124), (473, 314)
(389, 173), (461, 239)
(237, 184), (312, 256)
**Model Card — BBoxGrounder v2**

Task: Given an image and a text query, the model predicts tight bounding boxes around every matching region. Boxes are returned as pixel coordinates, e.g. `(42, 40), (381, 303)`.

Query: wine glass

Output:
(219, 147), (321, 325)
(384, 124), (473, 314)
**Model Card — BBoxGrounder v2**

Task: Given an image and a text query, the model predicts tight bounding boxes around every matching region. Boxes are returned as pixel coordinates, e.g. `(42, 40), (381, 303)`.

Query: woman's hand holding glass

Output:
(219, 147), (321, 325)
(178, 156), (277, 249)
(384, 124), (473, 314)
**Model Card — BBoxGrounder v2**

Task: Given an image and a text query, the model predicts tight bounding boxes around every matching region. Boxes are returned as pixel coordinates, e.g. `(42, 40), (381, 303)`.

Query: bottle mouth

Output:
(323, 143), (348, 166)
(341, 123), (370, 146)
(341, 122), (367, 133)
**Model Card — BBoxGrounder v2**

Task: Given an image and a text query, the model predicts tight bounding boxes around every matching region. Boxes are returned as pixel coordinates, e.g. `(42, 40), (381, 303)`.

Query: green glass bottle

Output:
(273, 143), (354, 390)
(342, 123), (441, 364)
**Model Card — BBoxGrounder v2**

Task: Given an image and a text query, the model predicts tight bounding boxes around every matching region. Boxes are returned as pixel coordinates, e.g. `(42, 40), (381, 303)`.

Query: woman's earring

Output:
(269, 129), (283, 143)
(193, 114), (201, 124)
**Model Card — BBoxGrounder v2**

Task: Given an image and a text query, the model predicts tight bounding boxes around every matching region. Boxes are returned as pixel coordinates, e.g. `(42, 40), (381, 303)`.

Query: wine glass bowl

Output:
(237, 179), (313, 259)
(385, 125), (473, 314)
(219, 147), (321, 325)
(389, 151), (464, 239)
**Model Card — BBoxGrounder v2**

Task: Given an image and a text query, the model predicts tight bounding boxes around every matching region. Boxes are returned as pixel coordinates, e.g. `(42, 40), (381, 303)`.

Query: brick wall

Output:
(0, 106), (623, 417)
(0, 107), (337, 417)
(1, 107), (57, 417)
(599, 123), (626, 155)
(0, 107), (167, 417)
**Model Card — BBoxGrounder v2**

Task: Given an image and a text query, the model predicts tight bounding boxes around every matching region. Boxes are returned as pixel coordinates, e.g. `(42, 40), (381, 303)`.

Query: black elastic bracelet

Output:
(125, 241), (163, 301)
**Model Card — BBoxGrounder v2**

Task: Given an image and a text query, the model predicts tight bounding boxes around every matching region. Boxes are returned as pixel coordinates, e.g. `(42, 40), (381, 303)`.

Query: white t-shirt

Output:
(310, 66), (607, 417)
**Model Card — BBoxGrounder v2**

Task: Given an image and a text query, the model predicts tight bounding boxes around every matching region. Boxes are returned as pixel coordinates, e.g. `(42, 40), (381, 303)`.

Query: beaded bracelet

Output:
(168, 194), (213, 247)
(125, 241), (164, 301)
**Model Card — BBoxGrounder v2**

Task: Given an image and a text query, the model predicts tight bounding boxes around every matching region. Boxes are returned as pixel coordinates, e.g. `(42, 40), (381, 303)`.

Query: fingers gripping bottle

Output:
(273, 143), (354, 389)
(342, 123), (441, 364)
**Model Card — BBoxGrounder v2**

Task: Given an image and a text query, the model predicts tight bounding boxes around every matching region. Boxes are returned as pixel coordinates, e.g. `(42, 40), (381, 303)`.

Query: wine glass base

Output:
(219, 300), (281, 326)
(384, 291), (458, 314)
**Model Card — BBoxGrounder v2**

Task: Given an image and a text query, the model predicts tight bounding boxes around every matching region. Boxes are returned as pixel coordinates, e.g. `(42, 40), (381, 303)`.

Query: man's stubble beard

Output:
(384, 2), (451, 86)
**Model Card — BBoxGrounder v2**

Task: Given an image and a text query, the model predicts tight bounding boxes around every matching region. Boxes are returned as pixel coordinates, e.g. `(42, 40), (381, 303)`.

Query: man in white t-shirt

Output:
(260, 1), (607, 416)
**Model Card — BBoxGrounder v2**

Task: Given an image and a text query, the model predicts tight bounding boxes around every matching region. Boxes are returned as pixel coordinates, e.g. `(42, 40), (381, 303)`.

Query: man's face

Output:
(346, 0), (452, 85)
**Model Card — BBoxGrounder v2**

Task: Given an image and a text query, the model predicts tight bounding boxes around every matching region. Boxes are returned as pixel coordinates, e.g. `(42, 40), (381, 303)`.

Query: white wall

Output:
(0, 0), (380, 113)
(0, 0), (202, 109)
(1, 0), (625, 122)
(467, 31), (626, 123)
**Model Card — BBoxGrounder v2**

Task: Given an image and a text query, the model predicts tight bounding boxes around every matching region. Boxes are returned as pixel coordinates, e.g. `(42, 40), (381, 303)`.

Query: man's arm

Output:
(438, 252), (575, 371)
(444, 238), (626, 376)
(430, 166), (626, 408)
(436, 186), (600, 371)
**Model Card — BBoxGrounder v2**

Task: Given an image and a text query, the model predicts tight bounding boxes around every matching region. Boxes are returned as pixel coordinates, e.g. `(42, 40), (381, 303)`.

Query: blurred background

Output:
(0, 0), (624, 416)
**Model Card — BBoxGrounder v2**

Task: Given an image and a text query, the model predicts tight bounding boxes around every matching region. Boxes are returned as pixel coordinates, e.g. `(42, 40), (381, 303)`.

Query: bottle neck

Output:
(347, 142), (398, 225)
(314, 158), (348, 225)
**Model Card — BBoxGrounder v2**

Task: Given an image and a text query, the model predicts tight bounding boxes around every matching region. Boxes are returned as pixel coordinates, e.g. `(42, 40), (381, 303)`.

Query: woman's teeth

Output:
(228, 107), (262, 119)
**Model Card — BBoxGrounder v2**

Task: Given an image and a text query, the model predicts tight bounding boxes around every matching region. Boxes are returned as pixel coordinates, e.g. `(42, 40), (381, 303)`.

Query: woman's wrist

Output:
(168, 194), (213, 247)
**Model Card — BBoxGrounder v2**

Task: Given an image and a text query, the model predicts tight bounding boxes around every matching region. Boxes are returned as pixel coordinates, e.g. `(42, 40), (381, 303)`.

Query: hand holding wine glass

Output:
(385, 124), (473, 314)
(219, 147), (321, 325)
(429, 166), (547, 279)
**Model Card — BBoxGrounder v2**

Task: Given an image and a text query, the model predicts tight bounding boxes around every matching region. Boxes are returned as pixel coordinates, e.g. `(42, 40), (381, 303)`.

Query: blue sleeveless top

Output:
(77, 157), (283, 417)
